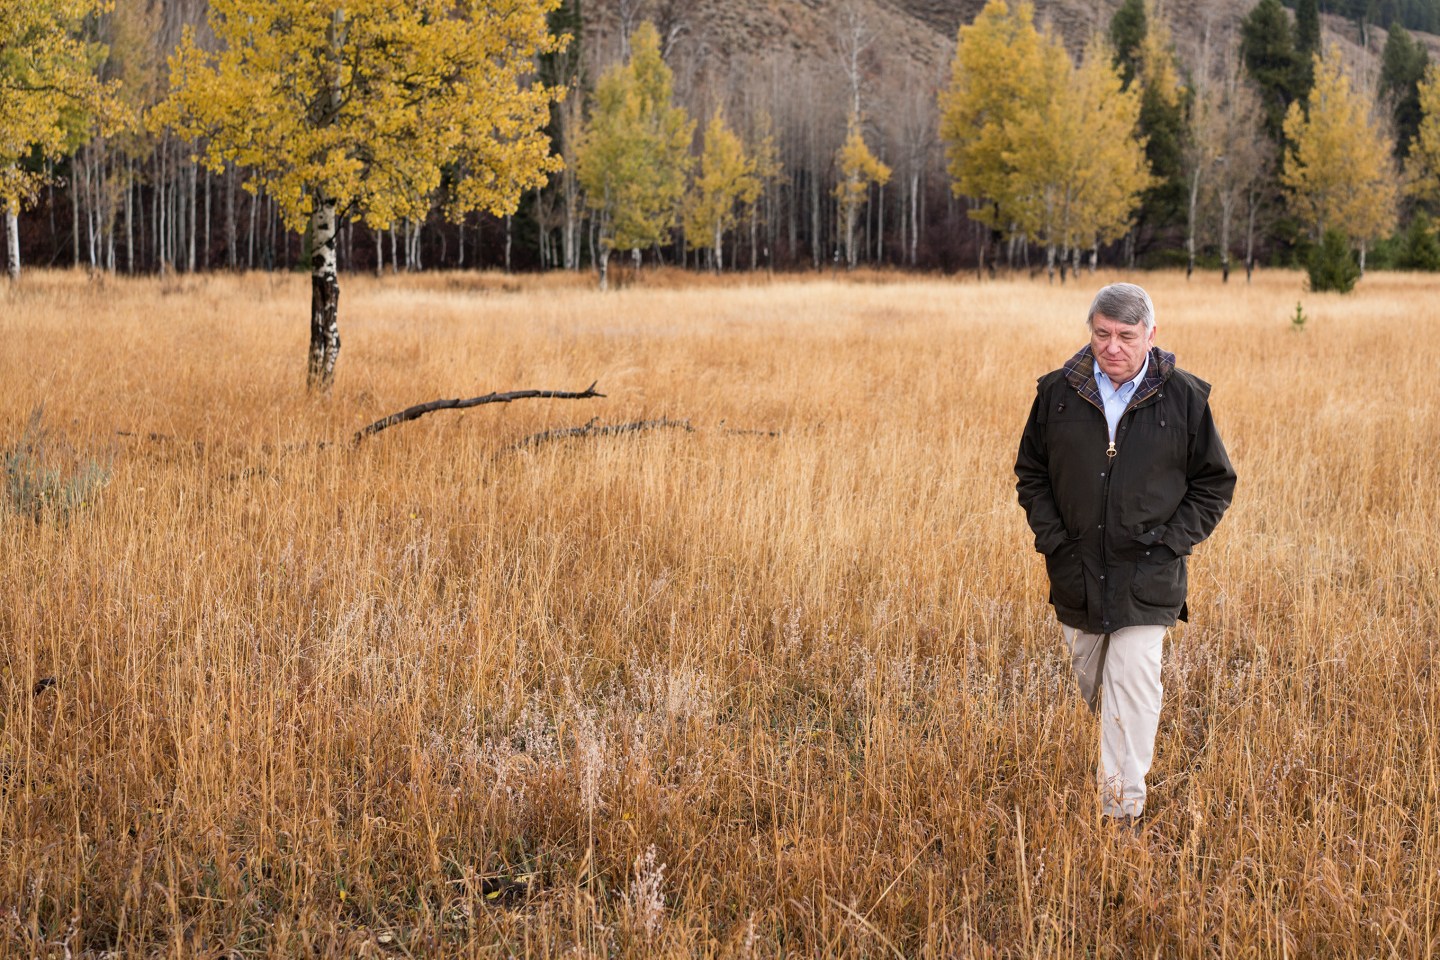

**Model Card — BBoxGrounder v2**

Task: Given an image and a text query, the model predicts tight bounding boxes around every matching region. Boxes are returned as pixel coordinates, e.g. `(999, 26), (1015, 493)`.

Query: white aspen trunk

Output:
(1245, 190), (1257, 283)
(909, 171), (919, 266)
(388, 226), (397, 274)
(1186, 167), (1201, 280)
(187, 159), (197, 273)
(749, 204), (757, 271)
(159, 145), (169, 271)
(226, 165), (237, 269)
(598, 245), (610, 291)
(504, 214), (513, 273)
(306, 8), (347, 390)
(374, 227), (384, 276)
(125, 160), (134, 274)
(307, 196), (341, 391)
(714, 222), (724, 273)
(203, 163), (210, 271)
(246, 186), (257, 269)
(1359, 242), (1367, 275)
(1220, 194), (1233, 283)
(563, 168), (579, 270)
(5, 202), (19, 280)
(84, 156), (98, 268)
(73, 162), (82, 267)
(103, 154), (115, 272)
(1046, 244), (1056, 284)
(844, 190), (857, 269)
(811, 166), (821, 269)
(875, 179), (884, 264)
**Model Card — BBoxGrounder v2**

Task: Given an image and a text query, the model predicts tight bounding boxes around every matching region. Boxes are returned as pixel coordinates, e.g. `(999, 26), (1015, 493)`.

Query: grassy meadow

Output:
(1, 266), (1438, 957)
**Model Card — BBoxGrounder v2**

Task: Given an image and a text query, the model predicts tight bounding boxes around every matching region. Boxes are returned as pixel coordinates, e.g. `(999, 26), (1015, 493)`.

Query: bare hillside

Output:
(581, 0), (1438, 108)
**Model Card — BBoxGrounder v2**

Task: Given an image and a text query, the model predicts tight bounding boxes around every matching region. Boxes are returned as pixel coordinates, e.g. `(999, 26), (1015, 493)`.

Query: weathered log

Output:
(353, 382), (605, 445)
(512, 417), (694, 450)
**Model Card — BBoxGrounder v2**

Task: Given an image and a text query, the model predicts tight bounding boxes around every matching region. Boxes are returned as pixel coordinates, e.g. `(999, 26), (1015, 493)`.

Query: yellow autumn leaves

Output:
(151, 0), (563, 236)
(938, 0), (1153, 270)
(0, 0), (126, 217)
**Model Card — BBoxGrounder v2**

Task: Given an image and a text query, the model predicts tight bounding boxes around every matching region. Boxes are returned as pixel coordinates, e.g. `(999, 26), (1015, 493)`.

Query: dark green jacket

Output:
(1014, 345), (1236, 633)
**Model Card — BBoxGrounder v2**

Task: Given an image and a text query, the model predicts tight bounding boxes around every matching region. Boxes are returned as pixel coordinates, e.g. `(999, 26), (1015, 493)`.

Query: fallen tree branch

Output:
(353, 382), (605, 445)
(512, 417), (694, 450)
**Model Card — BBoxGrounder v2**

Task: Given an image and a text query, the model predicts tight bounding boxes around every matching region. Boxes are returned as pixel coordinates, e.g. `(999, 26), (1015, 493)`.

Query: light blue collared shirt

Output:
(1095, 353), (1149, 442)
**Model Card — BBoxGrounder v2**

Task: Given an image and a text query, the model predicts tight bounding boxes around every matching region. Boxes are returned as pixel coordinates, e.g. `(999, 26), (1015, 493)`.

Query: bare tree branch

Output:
(512, 416), (693, 450)
(353, 382), (605, 445)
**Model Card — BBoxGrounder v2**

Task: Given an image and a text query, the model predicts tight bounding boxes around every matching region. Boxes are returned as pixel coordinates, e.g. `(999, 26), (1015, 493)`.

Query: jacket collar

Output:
(1063, 344), (1175, 412)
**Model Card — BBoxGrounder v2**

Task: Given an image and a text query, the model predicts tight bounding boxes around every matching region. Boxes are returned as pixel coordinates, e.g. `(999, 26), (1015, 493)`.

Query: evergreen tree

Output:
(1109, 0), (1146, 89)
(1380, 22), (1429, 159)
(1308, 227), (1360, 292)
(1242, 0), (1302, 144)
(1110, 0), (1188, 258)
(1294, 0), (1320, 99)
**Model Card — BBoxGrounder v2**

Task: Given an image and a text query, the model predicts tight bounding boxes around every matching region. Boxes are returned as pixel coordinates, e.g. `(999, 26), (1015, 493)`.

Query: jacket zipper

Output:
(1097, 390), (1165, 632)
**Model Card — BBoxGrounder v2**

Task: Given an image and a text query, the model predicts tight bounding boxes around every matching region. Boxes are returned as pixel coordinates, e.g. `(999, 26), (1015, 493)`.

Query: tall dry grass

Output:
(0, 267), (1437, 957)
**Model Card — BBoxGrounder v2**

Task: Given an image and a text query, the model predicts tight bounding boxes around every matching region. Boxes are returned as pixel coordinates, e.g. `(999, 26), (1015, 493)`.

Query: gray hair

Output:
(1087, 283), (1154, 332)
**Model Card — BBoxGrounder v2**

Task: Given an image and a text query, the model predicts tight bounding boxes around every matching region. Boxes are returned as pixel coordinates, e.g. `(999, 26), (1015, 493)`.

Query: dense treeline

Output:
(1287, 0), (1440, 37)
(5, 0), (1440, 284)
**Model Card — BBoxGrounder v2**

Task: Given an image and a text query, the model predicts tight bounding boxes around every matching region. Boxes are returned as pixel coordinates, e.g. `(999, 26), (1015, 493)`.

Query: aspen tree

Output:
(576, 21), (692, 290)
(1412, 65), (1440, 199)
(745, 112), (782, 270)
(155, 0), (564, 390)
(1069, 43), (1155, 267)
(1282, 48), (1397, 272)
(1202, 56), (1273, 282)
(834, 112), (890, 269)
(685, 109), (759, 273)
(0, 0), (125, 280)
(938, 0), (1050, 269)
(1008, 37), (1151, 281)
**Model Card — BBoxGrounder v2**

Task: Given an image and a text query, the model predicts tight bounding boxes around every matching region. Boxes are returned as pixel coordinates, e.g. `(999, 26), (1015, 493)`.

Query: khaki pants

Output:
(1061, 622), (1166, 818)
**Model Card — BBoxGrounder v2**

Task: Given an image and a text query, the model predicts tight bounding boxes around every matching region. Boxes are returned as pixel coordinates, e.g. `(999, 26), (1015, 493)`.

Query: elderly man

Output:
(1014, 282), (1236, 825)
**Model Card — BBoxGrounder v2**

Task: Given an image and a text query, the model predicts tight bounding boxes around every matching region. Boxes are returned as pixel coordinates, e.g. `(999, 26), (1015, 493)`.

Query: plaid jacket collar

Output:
(1063, 344), (1176, 413)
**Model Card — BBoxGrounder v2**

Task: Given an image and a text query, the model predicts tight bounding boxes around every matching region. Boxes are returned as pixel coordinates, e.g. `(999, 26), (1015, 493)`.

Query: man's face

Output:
(1090, 313), (1155, 384)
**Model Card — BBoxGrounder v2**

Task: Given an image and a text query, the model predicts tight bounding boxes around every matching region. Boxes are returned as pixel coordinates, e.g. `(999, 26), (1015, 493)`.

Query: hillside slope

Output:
(581, 0), (1439, 107)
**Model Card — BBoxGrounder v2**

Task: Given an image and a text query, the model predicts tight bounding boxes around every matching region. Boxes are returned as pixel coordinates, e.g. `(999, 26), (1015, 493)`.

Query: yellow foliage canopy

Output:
(153, 0), (565, 233)
(576, 21), (694, 256)
(686, 109), (760, 257)
(0, 0), (126, 212)
(1409, 63), (1440, 206)
(1282, 48), (1397, 246)
(940, 2), (1151, 253)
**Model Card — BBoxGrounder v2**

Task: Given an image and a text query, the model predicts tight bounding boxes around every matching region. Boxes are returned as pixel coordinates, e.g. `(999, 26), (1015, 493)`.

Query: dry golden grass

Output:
(1, 266), (1437, 957)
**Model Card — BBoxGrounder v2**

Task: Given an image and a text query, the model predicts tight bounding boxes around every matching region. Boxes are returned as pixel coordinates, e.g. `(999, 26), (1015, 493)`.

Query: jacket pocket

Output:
(1044, 541), (1085, 609)
(1132, 549), (1187, 607)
